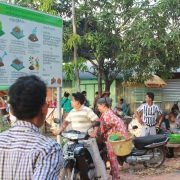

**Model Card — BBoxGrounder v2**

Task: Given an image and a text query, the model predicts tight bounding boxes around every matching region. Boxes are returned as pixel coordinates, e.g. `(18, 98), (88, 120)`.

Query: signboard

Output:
(0, 2), (63, 87)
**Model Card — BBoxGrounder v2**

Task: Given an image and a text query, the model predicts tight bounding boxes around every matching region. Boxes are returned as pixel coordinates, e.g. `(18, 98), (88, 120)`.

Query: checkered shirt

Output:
(0, 120), (63, 180)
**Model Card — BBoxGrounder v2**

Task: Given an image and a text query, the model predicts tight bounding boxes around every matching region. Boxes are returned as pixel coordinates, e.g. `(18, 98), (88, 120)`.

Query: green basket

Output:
(168, 134), (180, 144)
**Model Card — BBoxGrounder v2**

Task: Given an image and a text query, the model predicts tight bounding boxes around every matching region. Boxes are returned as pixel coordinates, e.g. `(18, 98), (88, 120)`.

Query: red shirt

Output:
(100, 109), (128, 141)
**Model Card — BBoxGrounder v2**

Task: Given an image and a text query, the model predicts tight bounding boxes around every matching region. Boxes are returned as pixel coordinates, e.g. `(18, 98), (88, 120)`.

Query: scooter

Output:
(58, 121), (102, 180)
(117, 126), (170, 168)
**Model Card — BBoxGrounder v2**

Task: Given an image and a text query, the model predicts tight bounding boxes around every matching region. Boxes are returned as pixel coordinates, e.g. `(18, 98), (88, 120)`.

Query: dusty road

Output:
(118, 157), (180, 180)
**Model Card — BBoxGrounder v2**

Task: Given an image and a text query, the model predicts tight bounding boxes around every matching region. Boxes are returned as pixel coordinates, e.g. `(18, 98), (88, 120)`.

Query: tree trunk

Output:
(72, 0), (81, 92)
(98, 67), (102, 97)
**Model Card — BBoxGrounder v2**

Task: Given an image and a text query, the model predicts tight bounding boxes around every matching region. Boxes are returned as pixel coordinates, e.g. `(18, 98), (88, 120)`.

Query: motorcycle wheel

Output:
(143, 147), (166, 168)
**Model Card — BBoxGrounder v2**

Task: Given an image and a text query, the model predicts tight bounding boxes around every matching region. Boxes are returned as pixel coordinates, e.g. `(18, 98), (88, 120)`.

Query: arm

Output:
(90, 120), (99, 138)
(54, 120), (70, 135)
(156, 113), (163, 126)
(34, 146), (63, 180)
(134, 110), (143, 125)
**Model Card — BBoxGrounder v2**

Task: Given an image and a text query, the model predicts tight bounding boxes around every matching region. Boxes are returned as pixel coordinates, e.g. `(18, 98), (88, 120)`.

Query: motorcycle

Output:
(117, 125), (170, 168)
(59, 121), (103, 180)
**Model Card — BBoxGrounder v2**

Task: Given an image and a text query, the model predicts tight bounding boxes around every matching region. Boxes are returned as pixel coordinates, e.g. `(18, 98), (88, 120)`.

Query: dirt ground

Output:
(115, 157), (180, 180)
(60, 157), (180, 180)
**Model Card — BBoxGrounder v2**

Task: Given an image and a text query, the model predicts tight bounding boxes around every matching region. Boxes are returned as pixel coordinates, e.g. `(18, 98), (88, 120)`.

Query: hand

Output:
(139, 119), (144, 125)
(89, 132), (97, 138)
(155, 123), (160, 127)
(124, 136), (130, 141)
(51, 128), (61, 135)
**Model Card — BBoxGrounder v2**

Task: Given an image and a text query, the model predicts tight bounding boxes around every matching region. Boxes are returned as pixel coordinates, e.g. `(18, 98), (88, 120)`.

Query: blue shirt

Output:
(0, 120), (63, 180)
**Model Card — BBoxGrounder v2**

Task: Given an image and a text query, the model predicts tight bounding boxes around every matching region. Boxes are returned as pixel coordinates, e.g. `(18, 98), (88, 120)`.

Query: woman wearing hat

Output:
(97, 97), (129, 180)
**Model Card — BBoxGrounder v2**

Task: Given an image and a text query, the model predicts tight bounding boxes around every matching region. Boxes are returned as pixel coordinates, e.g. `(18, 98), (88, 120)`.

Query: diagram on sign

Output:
(29, 56), (40, 71)
(51, 77), (61, 85)
(0, 52), (7, 67)
(0, 21), (5, 37)
(11, 26), (24, 39)
(28, 27), (38, 42)
(11, 57), (24, 71)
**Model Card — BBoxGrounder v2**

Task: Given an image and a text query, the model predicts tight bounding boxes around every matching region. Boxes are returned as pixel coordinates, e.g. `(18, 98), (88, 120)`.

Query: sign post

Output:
(0, 2), (63, 144)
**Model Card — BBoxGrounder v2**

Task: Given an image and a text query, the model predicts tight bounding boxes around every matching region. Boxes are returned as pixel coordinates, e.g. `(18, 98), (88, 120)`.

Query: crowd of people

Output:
(1, 75), (180, 180)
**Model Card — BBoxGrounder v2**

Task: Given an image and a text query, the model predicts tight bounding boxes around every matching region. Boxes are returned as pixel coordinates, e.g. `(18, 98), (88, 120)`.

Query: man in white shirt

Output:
(54, 92), (108, 180)
(135, 92), (163, 136)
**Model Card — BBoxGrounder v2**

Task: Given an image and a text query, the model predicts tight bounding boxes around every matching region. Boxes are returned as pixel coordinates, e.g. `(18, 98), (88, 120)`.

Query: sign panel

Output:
(0, 2), (63, 87)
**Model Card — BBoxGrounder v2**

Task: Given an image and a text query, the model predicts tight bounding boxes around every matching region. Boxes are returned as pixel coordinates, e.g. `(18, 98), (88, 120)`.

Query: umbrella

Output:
(122, 75), (167, 88)
(145, 75), (167, 87)
(121, 82), (144, 87)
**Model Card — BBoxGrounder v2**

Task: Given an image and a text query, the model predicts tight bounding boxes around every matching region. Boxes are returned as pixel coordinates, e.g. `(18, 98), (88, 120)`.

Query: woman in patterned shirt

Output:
(97, 97), (129, 180)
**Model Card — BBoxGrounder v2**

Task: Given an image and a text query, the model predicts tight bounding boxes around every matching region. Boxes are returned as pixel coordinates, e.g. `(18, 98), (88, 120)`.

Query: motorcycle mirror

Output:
(54, 118), (61, 124)
(92, 121), (100, 127)
(132, 125), (138, 129)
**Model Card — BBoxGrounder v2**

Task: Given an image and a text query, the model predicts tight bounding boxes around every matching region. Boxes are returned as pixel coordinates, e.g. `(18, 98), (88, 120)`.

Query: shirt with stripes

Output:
(66, 105), (99, 133)
(0, 120), (63, 180)
(137, 103), (163, 126)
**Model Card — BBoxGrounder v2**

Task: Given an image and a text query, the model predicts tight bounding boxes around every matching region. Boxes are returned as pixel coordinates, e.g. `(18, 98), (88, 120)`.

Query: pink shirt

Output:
(100, 109), (128, 141)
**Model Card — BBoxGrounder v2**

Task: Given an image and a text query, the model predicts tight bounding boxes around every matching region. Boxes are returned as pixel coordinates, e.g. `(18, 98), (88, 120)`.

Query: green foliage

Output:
(10, 0), (180, 91)
(63, 57), (88, 81)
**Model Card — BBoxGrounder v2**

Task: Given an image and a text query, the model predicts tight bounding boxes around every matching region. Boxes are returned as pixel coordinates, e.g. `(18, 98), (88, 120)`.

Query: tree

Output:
(65, 0), (180, 92)
(12, 0), (180, 93)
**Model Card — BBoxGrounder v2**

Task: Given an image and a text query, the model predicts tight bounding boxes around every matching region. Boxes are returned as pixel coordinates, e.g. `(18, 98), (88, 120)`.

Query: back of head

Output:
(72, 92), (85, 105)
(120, 98), (124, 103)
(146, 92), (154, 101)
(8, 75), (46, 120)
(81, 91), (86, 95)
(97, 97), (112, 107)
(64, 91), (70, 98)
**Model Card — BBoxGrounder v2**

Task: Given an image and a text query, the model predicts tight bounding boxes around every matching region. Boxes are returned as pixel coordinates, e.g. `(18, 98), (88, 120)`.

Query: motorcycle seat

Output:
(133, 135), (167, 149)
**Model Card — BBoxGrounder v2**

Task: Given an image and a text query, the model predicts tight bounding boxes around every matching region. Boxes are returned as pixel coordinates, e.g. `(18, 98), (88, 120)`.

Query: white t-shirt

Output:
(137, 103), (163, 126)
(66, 105), (98, 133)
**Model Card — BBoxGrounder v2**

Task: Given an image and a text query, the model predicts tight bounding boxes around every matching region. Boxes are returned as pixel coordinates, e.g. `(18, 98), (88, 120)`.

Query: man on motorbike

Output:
(54, 92), (108, 180)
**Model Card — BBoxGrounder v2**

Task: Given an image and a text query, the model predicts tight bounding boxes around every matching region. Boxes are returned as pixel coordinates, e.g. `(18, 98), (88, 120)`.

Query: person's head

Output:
(95, 91), (98, 97)
(120, 98), (124, 104)
(82, 91), (87, 96)
(101, 91), (110, 98)
(71, 92), (85, 109)
(97, 97), (112, 113)
(164, 112), (169, 120)
(64, 91), (70, 98)
(8, 75), (47, 127)
(146, 92), (154, 103)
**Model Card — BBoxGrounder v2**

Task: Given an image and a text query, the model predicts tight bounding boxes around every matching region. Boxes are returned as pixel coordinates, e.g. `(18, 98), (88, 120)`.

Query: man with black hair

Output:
(54, 92), (108, 180)
(135, 92), (163, 136)
(82, 90), (90, 107)
(0, 75), (63, 180)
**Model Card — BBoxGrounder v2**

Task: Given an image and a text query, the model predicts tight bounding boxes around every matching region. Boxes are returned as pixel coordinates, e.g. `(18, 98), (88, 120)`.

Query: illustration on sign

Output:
(0, 21), (5, 36)
(0, 2), (62, 87)
(29, 56), (40, 71)
(11, 57), (24, 71)
(51, 77), (61, 85)
(0, 51), (7, 67)
(11, 26), (24, 39)
(28, 27), (38, 42)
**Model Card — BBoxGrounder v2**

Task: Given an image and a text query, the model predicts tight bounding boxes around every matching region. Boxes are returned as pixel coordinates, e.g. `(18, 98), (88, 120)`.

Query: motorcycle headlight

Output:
(62, 132), (87, 140)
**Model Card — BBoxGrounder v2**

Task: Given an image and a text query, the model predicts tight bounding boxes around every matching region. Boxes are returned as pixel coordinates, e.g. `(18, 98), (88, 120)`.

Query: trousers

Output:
(79, 138), (108, 180)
